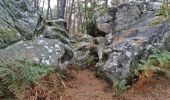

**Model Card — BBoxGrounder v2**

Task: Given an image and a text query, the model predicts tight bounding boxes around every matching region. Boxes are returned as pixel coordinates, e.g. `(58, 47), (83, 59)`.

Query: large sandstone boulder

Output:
(0, 18), (73, 70)
(43, 19), (70, 44)
(115, 4), (141, 32)
(87, 2), (170, 82)
(102, 22), (170, 80)
(70, 34), (98, 69)
(86, 8), (117, 37)
(0, 37), (73, 70)
(0, 0), (73, 71)
(0, 0), (42, 48)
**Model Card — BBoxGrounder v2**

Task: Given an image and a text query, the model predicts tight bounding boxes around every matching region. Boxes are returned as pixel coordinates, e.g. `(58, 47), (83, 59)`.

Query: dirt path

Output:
(120, 75), (170, 100)
(63, 69), (114, 100)
(62, 69), (170, 100)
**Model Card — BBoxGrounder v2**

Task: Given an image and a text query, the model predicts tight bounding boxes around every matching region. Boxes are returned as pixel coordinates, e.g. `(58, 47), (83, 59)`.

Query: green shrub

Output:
(136, 51), (170, 78)
(0, 57), (54, 100)
(160, 0), (169, 17)
(112, 79), (128, 95)
(113, 51), (170, 95)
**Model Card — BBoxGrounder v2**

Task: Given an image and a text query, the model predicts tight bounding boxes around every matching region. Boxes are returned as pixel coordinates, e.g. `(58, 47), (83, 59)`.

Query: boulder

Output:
(86, 3), (141, 37)
(43, 19), (70, 44)
(115, 4), (141, 32)
(102, 22), (170, 80)
(86, 7), (117, 37)
(0, 0), (73, 72)
(0, 0), (42, 45)
(96, 14), (115, 34)
(146, 2), (162, 11)
(73, 42), (98, 69)
(90, 2), (170, 82)
(0, 37), (73, 71)
(71, 34), (98, 69)
(86, 1), (167, 38)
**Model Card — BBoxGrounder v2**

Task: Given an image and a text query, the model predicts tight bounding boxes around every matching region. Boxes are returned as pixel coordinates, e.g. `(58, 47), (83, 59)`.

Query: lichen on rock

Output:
(0, 27), (20, 48)
(85, 1), (170, 83)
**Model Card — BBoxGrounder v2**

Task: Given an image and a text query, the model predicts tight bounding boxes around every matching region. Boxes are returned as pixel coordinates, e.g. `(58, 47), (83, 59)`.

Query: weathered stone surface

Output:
(102, 22), (170, 80)
(146, 2), (162, 11)
(86, 8), (117, 37)
(73, 42), (98, 69)
(86, 1), (166, 38)
(70, 34), (98, 69)
(0, 0), (42, 45)
(115, 4), (141, 32)
(0, 0), (73, 72)
(96, 14), (115, 34)
(43, 19), (70, 44)
(99, 2), (170, 80)
(86, 3), (141, 37)
(0, 37), (73, 70)
(89, 2), (170, 81)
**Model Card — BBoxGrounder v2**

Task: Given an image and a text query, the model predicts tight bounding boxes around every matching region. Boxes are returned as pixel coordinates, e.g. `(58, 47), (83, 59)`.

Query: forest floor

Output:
(61, 68), (170, 100)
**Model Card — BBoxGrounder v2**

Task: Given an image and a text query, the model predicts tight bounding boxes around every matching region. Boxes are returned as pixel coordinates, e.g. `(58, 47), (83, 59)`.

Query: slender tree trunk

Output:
(41, 0), (45, 15)
(50, 6), (53, 19)
(72, 11), (76, 33)
(57, 0), (67, 19)
(57, 0), (60, 12)
(77, 0), (83, 33)
(67, 0), (74, 33)
(65, 0), (69, 20)
(34, 0), (37, 9)
(104, 0), (108, 8)
(46, 0), (51, 20)
(85, 0), (88, 22)
(36, 0), (40, 11)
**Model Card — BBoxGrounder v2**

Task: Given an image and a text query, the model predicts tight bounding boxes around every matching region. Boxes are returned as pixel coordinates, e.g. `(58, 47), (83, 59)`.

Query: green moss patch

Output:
(0, 28), (21, 48)
(149, 16), (167, 27)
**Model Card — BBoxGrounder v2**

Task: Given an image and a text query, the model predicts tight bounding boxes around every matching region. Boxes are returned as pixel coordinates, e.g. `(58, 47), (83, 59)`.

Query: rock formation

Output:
(84, 1), (170, 81)
(0, 0), (73, 71)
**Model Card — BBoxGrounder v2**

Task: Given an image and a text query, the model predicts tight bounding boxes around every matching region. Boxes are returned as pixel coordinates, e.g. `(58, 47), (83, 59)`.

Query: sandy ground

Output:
(62, 69), (170, 100)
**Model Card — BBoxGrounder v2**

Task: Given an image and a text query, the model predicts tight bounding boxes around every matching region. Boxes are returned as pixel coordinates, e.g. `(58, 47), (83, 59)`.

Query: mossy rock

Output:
(159, 3), (169, 17)
(149, 16), (167, 27)
(0, 28), (21, 48)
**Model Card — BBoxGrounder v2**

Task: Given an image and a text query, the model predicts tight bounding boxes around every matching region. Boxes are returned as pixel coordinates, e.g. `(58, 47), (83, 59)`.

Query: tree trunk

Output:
(46, 0), (51, 20)
(77, 0), (83, 33)
(67, 0), (74, 33)
(104, 0), (108, 8)
(57, 0), (66, 19)
(41, 0), (45, 15)
(72, 11), (76, 33)
(50, 6), (53, 19)
(85, 0), (88, 22)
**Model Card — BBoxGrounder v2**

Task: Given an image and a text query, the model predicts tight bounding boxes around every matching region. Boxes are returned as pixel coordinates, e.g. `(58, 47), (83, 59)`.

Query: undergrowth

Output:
(0, 57), (55, 100)
(136, 51), (170, 78)
(113, 50), (170, 95)
(160, 0), (169, 18)
(112, 79), (128, 95)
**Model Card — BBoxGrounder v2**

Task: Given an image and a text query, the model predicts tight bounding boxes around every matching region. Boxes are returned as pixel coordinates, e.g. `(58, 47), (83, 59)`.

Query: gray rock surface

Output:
(0, 0), (42, 48)
(0, 37), (73, 70)
(146, 2), (162, 11)
(103, 22), (170, 80)
(101, 4), (170, 81)
(115, 4), (141, 32)
(0, 0), (73, 71)
(86, 1), (170, 81)
(43, 19), (70, 44)
(71, 34), (98, 69)
(86, 8), (117, 37)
